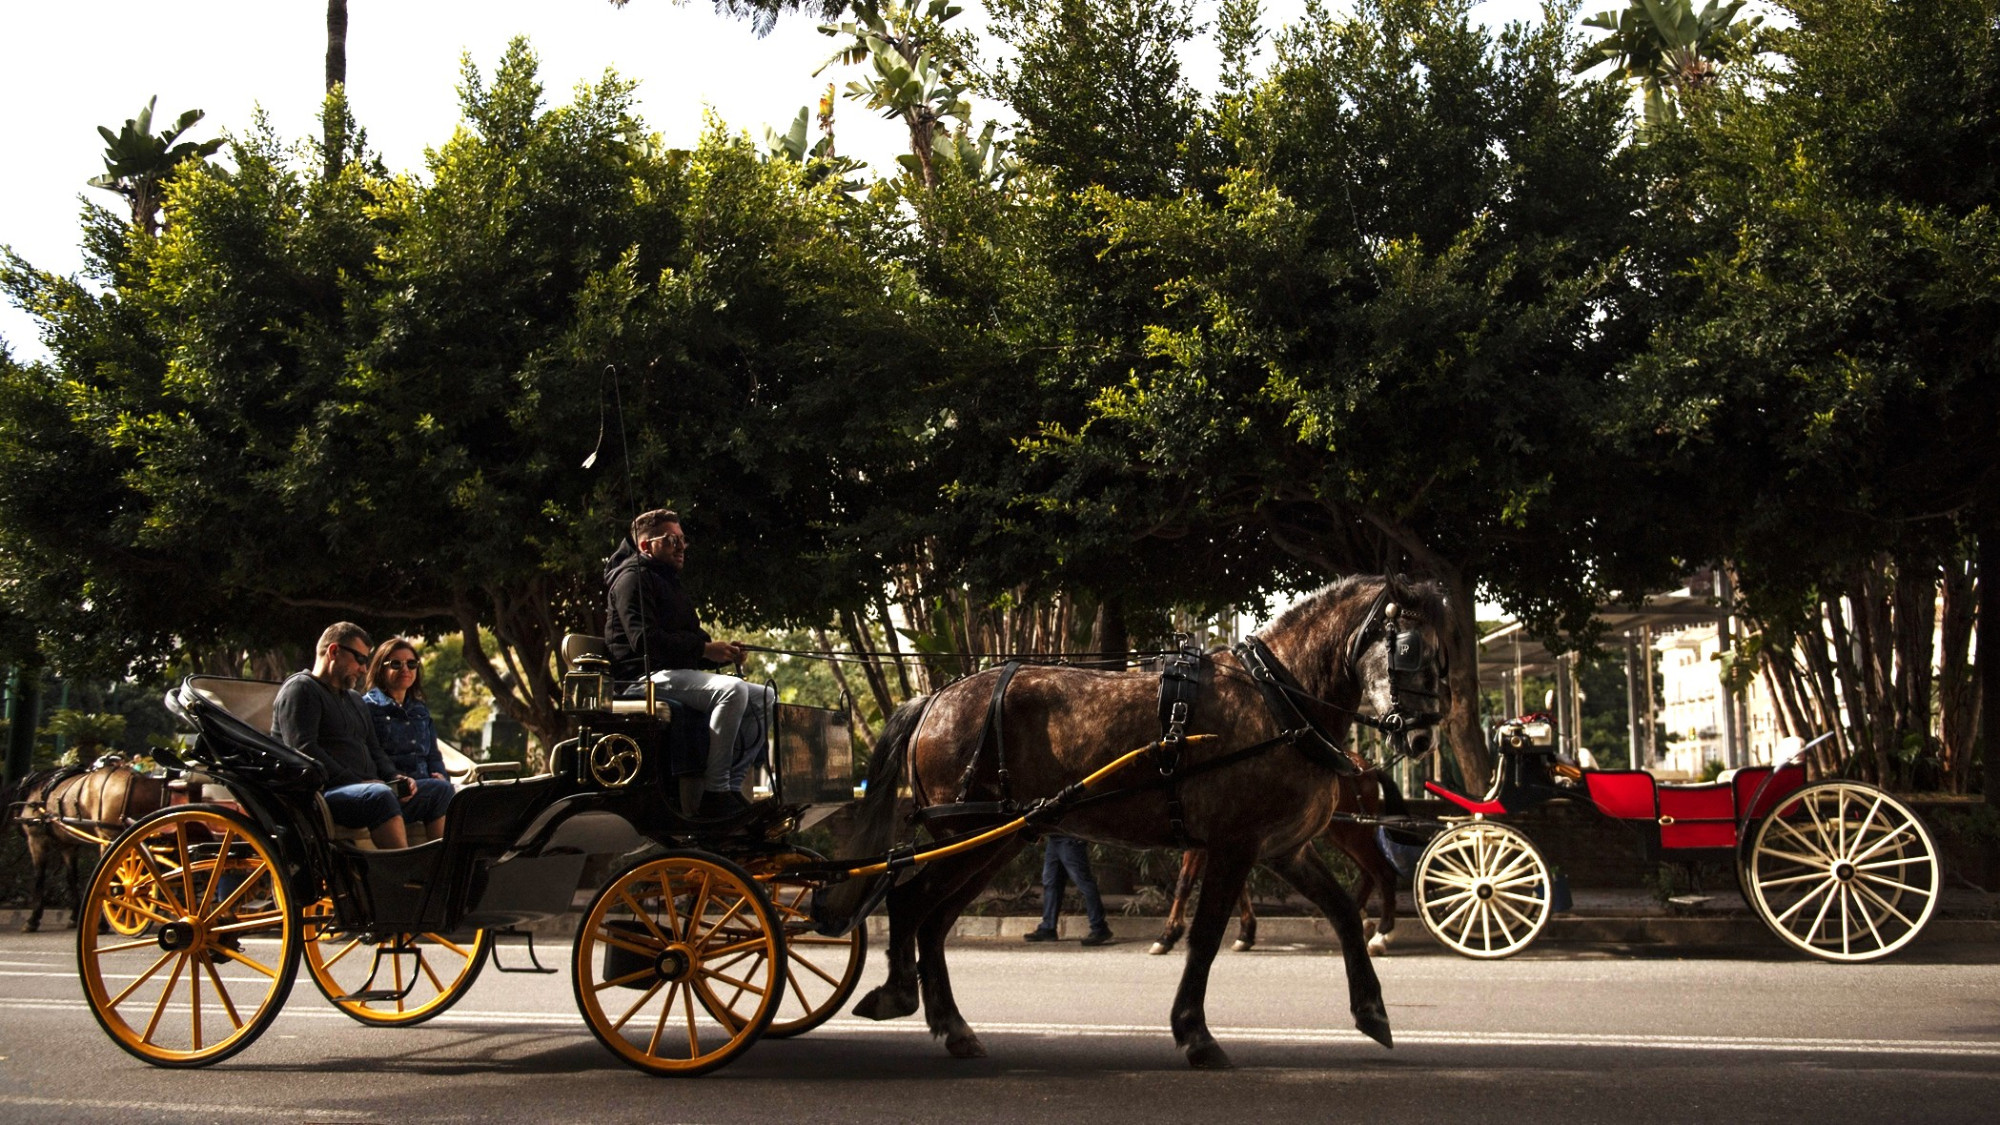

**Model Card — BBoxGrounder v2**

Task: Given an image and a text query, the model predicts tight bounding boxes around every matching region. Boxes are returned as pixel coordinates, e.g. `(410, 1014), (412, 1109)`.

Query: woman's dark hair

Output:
(366, 636), (425, 703)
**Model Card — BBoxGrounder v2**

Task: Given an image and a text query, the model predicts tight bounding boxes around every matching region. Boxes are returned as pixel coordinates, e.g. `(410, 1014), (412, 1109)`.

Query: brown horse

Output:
(836, 575), (1449, 1069)
(1149, 771), (1403, 957)
(8, 759), (169, 932)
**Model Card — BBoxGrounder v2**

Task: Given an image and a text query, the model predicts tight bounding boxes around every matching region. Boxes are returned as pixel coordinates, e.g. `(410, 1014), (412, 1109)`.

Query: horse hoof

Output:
(19, 923), (37, 934)
(1367, 933), (1389, 957)
(1230, 938), (1252, 952)
(1186, 1041), (1234, 1070)
(1147, 941), (1172, 955)
(851, 987), (919, 1021)
(1355, 1004), (1394, 1049)
(946, 1033), (987, 1059)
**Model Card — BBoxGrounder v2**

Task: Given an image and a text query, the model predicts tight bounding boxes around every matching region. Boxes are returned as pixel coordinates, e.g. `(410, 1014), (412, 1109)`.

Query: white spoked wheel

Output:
(1743, 781), (1939, 962)
(1414, 821), (1551, 959)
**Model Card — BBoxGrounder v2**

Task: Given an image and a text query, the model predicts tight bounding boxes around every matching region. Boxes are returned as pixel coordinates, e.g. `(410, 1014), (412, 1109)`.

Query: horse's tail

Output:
(812, 695), (930, 934)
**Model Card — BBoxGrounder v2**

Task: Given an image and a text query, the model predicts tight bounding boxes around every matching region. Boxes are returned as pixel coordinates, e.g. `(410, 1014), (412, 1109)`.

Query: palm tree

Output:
(87, 98), (223, 236)
(1573, 0), (1764, 128)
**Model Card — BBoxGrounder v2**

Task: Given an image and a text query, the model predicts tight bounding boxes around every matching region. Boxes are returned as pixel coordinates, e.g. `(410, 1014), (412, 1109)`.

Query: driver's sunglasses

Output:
(381, 659), (419, 672)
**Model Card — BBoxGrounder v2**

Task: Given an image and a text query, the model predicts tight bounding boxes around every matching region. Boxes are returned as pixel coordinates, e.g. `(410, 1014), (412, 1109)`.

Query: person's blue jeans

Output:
(325, 778), (452, 829)
(1039, 835), (1108, 932)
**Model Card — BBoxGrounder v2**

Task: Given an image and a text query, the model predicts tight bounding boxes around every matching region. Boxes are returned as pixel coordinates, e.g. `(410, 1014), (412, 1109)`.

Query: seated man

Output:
(273, 622), (452, 848)
(604, 509), (773, 819)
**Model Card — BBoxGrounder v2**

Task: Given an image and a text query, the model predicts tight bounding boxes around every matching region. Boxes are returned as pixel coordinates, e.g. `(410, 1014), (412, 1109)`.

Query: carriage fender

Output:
(505, 794), (646, 859)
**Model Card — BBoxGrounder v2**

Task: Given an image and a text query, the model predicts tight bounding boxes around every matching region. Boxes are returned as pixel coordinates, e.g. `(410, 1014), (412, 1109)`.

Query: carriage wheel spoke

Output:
(619, 890), (670, 947)
(1757, 869), (1833, 890)
(1850, 822), (1921, 866)
(682, 980), (700, 1057)
(200, 957), (244, 1029)
(1772, 875), (1837, 927)
(791, 950), (844, 988)
(684, 873), (715, 945)
(208, 943), (279, 979)
(107, 949), (180, 1008)
(1803, 877), (1839, 946)
(642, 980), (678, 1052)
(423, 933), (474, 958)
(141, 952), (190, 1046)
(1851, 878), (1917, 930)
(595, 927), (664, 959)
(1855, 870), (1930, 898)
(320, 936), (365, 970)
(594, 966), (661, 993)
(614, 978), (667, 1032)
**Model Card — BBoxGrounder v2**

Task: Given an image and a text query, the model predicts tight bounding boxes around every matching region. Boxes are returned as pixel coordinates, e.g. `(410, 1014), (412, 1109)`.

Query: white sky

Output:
(0, 0), (1555, 362)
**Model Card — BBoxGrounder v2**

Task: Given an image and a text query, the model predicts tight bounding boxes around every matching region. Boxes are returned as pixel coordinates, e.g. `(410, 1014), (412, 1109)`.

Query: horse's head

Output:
(1344, 576), (1451, 758)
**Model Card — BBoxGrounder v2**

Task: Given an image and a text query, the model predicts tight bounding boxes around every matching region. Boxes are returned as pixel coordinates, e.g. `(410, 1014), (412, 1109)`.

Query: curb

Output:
(9, 907), (1992, 954)
(925, 913), (2000, 952)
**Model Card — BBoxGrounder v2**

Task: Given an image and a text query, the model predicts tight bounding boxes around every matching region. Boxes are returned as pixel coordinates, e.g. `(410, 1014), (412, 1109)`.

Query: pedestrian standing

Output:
(1024, 834), (1114, 946)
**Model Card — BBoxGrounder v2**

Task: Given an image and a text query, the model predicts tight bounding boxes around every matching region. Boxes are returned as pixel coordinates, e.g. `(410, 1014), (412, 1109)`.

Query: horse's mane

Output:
(1265, 574), (1448, 636)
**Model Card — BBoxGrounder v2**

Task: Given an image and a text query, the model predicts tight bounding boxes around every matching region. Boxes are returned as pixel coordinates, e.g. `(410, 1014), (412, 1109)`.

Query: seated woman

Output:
(361, 637), (453, 841)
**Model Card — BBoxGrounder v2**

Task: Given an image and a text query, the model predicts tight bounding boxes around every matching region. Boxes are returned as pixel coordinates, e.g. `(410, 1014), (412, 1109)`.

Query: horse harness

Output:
(908, 592), (1442, 847)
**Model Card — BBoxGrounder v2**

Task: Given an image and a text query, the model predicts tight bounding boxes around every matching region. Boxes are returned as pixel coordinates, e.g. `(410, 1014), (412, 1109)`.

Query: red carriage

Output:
(1408, 719), (1941, 962)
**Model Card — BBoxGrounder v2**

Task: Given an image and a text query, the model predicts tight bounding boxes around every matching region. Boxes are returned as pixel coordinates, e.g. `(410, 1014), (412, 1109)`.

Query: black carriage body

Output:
(162, 663), (854, 939)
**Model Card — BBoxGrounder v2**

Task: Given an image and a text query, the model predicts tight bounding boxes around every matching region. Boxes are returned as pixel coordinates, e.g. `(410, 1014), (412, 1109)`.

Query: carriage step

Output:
(490, 928), (557, 974)
(335, 988), (415, 1003)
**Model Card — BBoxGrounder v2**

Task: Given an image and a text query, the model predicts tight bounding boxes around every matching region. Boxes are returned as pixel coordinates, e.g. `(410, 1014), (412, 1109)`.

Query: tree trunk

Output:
(1981, 518), (1999, 806)
(1940, 553), (1978, 794)
(324, 0), (350, 177)
(4, 656), (41, 786)
(1893, 557), (1938, 786)
(326, 0), (348, 91)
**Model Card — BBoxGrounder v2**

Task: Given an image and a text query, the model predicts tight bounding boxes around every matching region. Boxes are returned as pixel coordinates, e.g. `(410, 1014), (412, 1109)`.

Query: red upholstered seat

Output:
(1734, 763), (1807, 820)
(1584, 771), (1656, 820)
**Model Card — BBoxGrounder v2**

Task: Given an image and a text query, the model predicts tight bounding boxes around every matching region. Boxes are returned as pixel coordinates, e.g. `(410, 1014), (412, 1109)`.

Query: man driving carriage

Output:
(604, 509), (773, 819)
(273, 622), (452, 848)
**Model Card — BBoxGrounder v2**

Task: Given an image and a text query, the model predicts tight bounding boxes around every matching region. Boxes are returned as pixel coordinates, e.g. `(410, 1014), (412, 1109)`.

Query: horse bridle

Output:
(1343, 587), (1446, 737)
(1233, 586), (1446, 770)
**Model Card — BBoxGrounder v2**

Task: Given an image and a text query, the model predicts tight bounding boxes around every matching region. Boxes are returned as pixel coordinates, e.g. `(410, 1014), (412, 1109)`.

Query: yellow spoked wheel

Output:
(572, 851), (786, 1076)
(303, 899), (492, 1026)
(1743, 781), (1940, 962)
(749, 860), (866, 1038)
(99, 850), (159, 937)
(78, 806), (301, 1067)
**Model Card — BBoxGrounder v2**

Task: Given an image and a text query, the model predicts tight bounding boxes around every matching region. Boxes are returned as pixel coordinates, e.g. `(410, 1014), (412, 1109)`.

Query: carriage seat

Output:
(561, 633), (672, 718)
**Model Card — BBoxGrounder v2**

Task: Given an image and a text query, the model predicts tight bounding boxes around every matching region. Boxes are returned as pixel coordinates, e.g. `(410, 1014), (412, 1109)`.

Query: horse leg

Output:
(915, 840), (1024, 1058)
(1150, 849), (1202, 955)
(850, 866), (931, 1021)
(1330, 823), (1398, 956)
(1266, 845), (1392, 1048)
(1170, 843), (1256, 1069)
(21, 829), (47, 933)
(1231, 887), (1257, 952)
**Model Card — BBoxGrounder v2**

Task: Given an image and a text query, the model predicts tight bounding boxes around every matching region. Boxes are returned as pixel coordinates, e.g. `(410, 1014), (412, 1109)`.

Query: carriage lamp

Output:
(563, 655), (611, 713)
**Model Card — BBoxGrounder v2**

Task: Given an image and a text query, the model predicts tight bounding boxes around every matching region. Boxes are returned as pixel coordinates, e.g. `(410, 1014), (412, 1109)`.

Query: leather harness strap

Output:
(1154, 638), (1203, 847)
(1235, 638), (1364, 776)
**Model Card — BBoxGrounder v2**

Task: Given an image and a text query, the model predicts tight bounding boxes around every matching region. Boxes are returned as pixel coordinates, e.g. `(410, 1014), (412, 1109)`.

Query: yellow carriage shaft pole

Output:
(843, 734), (1218, 878)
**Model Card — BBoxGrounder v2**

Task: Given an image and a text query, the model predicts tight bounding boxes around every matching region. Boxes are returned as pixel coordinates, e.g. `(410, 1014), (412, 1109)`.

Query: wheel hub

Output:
(653, 945), (694, 982)
(1475, 882), (1494, 900)
(1833, 861), (1856, 882)
(157, 920), (200, 952)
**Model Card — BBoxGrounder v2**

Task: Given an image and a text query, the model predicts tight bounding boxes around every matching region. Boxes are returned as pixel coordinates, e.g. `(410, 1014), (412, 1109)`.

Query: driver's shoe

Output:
(696, 790), (752, 820)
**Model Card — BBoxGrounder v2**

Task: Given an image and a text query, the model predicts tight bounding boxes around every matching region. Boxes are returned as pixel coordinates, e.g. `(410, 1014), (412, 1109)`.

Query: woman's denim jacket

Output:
(361, 688), (446, 778)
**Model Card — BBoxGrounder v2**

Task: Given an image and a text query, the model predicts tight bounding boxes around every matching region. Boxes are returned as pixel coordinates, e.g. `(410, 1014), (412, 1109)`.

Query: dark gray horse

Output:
(833, 575), (1449, 1069)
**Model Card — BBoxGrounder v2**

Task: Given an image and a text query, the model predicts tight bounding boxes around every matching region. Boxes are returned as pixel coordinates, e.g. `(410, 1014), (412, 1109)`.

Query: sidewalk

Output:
(928, 885), (2000, 953)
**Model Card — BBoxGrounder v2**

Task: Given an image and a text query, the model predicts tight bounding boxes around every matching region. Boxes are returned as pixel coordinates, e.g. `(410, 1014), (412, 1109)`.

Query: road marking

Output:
(7, 997), (1997, 1059)
(0, 1095), (461, 1120)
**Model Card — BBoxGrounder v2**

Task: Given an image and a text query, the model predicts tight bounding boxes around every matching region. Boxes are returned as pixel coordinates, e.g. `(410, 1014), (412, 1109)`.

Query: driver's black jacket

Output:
(604, 537), (716, 680)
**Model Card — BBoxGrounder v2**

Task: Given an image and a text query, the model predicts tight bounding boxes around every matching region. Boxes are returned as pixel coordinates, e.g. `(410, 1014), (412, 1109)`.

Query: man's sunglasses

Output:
(338, 645), (372, 666)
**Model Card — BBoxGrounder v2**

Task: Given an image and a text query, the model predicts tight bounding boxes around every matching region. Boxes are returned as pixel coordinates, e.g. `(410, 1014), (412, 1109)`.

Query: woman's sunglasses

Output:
(381, 660), (420, 672)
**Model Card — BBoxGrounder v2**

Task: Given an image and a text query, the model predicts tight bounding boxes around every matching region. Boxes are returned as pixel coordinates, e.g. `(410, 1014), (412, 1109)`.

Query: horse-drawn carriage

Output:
(74, 650), (874, 1074)
(76, 575), (1454, 1074)
(1405, 719), (1940, 962)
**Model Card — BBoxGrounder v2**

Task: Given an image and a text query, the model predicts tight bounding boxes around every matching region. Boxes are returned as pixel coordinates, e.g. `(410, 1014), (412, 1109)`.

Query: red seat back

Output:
(1584, 771), (1656, 820)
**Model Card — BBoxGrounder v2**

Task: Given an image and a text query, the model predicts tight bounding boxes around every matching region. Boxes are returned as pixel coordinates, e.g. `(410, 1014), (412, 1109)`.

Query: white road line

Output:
(0, 1094), (448, 1120)
(7, 998), (1997, 1058)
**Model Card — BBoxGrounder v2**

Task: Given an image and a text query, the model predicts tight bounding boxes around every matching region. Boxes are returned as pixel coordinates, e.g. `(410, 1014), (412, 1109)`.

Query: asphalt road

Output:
(2, 927), (1996, 1124)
